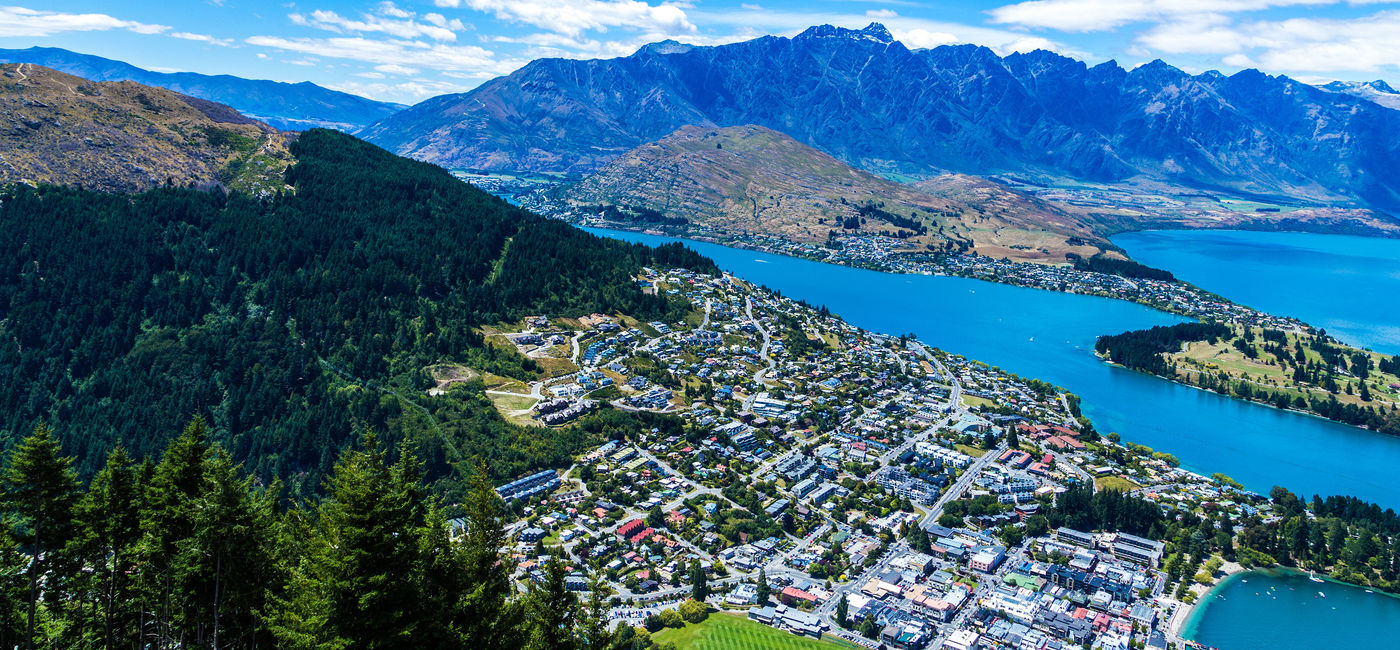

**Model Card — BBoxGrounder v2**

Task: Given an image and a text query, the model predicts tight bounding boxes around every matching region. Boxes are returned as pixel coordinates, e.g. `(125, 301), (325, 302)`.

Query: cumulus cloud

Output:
(985, 0), (1352, 33)
(374, 63), (420, 75)
(170, 31), (234, 46)
(435, 0), (696, 38)
(291, 4), (465, 42)
(1129, 8), (1400, 74)
(329, 76), (470, 101)
(0, 5), (169, 37)
(245, 34), (518, 77)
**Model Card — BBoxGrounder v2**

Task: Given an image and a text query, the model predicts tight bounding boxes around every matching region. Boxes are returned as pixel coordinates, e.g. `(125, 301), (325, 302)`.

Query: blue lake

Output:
(590, 228), (1400, 508)
(1183, 570), (1400, 649)
(1115, 230), (1400, 355)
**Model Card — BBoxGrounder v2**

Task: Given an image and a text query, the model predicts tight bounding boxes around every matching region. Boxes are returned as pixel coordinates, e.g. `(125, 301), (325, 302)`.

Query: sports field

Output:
(651, 613), (857, 650)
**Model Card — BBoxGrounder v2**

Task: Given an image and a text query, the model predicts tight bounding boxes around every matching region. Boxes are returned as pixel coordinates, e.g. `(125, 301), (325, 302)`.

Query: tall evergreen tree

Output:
(270, 434), (429, 649)
(70, 446), (142, 650)
(457, 464), (514, 650)
(577, 576), (613, 650)
(521, 555), (578, 650)
(139, 416), (216, 648)
(3, 424), (80, 650)
(690, 559), (709, 603)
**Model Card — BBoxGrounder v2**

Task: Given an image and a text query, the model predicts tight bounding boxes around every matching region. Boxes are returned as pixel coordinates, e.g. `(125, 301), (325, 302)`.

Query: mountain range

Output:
(0, 46), (403, 131)
(1320, 80), (1400, 111)
(559, 124), (1107, 261)
(360, 23), (1400, 214)
(0, 63), (290, 194)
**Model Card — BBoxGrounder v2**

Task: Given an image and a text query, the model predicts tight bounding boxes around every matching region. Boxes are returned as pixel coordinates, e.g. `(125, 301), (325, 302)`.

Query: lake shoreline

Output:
(1092, 352), (1399, 440)
(568, 218), (1297, 325)
(1179, 566), (1400, 648)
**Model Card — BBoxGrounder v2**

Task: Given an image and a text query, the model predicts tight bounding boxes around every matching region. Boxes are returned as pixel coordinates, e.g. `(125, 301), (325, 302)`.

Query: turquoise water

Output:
(590, 228), (1400, 507)
(1183, 570), (1400, 649)
(1115, 230), (1400, 355)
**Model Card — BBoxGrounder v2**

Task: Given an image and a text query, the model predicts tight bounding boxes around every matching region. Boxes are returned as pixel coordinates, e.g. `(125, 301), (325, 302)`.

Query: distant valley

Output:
(0, 46), (403, 131)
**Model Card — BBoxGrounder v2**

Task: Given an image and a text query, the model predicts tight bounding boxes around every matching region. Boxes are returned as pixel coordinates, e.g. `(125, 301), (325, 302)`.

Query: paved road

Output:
(745, 296), (775, 388)
(921, 443), (1006, 528)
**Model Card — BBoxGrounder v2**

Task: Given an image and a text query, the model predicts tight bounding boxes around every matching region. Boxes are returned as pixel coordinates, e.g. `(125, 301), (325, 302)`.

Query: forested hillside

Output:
(0, 129), (713, 498)
(0, 418), (648, 649)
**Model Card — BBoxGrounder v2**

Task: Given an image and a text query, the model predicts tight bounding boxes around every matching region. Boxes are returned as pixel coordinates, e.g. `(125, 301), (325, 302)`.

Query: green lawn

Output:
(652, 613), (855, 650)
(1095, 475), (1142, 492)
(955, 444), (988, 458)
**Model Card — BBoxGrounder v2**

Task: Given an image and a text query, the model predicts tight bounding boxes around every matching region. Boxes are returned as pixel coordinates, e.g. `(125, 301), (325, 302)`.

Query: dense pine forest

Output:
(0, 129), (715, 498)
(1094, 323), (1232, 375)
(0, 418), (652, 649)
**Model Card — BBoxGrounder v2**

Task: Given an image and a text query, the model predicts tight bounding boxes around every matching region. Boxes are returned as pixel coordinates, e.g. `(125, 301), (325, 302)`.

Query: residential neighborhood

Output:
(483, 268), (1270, 650)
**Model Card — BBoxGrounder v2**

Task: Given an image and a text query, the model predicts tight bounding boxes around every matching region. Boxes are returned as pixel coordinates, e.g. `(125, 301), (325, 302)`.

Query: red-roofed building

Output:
(1092, 612), (1111, 631)
(617, 519), (646, 539)
(627, 527), (655, 545)
(780, 586), (819, 605)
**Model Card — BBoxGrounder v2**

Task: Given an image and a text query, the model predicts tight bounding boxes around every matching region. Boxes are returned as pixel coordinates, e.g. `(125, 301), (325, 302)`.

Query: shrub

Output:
(679, 599), (709, 624)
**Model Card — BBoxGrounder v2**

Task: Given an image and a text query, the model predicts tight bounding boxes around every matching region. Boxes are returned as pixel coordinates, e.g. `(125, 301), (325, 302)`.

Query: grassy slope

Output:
(0, 63), (291, 195)
(563, 125), (1105, 262)
(652, 613), (856, 650)
(1168, 325), (1400, 408)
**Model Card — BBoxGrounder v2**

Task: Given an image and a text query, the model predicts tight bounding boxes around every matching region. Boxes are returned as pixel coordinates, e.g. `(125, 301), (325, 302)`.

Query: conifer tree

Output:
(71, 446), (142, 650)
(457, 464), (515, 650)
(690, 559), (709, 603)
(3, 424), (80, 650)
(756, 568), (770, 605)
(139, 416), (215, 647)
(271, 434), (428, 648)
(522, 555), (578, 650)
(577, 576), (613, 650)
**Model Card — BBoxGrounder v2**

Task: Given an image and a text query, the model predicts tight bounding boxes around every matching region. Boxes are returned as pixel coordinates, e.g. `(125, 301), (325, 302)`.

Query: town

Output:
(516, 197), (1306, 333)
(479, 267), (1273, 650)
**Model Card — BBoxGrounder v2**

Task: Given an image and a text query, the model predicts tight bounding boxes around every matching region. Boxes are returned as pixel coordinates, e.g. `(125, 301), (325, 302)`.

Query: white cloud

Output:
(897, 28), (959, 49)
(1135, 9), (1400, 74)
(170, 31), (234, 46)
(291, 5), (465, 42)
(329, 76), (470, 102)
(246, 34), (518, 77)
(0, 5), (169, 37)
(374, 63), (420, 75)
(378, 2), (412, 19)
(688, 8), (1084, 58)
(867, 9), (898, 19)
(986, 0), (1351, 33)
(436, 0), (696, 38)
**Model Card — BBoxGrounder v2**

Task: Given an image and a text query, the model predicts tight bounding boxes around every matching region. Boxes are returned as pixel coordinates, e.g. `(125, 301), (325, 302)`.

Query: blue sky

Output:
(2, 1), (1398, 104)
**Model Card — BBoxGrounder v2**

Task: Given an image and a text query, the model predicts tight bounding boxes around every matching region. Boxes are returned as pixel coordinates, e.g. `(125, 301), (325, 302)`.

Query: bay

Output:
(1183, 570), (1400, 649)
(589, 227), (1400, 507)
